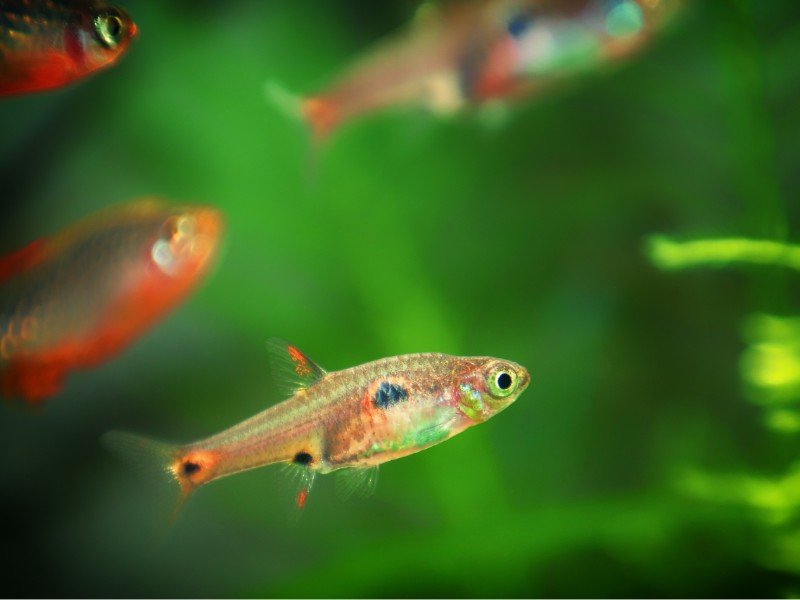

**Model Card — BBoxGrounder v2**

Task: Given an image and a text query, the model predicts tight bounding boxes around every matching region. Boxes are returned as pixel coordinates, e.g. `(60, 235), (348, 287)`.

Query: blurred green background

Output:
(1, 0), (799, 596)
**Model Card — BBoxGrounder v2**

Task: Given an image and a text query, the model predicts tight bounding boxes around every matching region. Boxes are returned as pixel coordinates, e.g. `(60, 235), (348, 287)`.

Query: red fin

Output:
(1, 358), (67, 404)
(296, 488), (309, 509)
(0, 239), (46, 283)
(302, 97), (339, 142)
(266, 338), (327, 397)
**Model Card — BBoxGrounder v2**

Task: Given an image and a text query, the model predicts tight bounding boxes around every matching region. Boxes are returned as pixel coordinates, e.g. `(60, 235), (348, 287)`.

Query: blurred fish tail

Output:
(101, 431), (197, 518)
(301, 97), (339, 142)
(264, 79), (339, 142)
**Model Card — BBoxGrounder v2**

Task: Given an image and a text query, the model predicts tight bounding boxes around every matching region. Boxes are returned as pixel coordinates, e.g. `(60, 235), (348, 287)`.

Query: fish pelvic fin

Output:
(101, 431), (204, 521)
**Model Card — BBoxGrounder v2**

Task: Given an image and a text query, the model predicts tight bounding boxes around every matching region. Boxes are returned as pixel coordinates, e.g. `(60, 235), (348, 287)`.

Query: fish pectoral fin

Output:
(266, 338), (327, 398)
(334, 466), (380, 500)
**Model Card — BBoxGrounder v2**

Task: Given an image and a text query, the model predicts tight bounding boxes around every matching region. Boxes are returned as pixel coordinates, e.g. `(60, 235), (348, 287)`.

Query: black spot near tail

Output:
(373, 382), (408, 409)
(182, 461), (201, 475)
(293, 452), (313, 465)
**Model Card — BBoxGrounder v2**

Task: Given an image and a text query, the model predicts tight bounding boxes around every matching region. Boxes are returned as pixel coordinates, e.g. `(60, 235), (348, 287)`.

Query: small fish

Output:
(0, 0), (137, 96)
(274, 0), (678, 141)
(104, 340), (530, 509)
(0, 199), (222, 402)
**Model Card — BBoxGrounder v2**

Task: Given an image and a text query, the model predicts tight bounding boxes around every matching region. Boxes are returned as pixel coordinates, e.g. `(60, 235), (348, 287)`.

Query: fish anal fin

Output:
(1, 357), (67, 404)
(0, 238), (46, 283)
(334, 466), (380, 500)
(266, 338), (327, 398)
(279, 462), (318, 516)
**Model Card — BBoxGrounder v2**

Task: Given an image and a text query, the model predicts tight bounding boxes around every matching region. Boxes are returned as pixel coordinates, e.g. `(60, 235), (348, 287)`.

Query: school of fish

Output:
(0, 0), (683, 511)
(283, 0), (680, 141)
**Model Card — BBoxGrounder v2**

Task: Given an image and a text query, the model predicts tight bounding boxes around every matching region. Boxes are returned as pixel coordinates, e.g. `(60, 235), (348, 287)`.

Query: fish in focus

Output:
(0, 199), (222, 402)
(273, 0), (679, 141)
(104, 340), (530, 509)
(0, 0), (137, 96)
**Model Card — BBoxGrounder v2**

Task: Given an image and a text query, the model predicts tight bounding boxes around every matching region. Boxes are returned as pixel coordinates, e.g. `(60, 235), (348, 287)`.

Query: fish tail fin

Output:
(101, 431), (198, 519)
(300, 97), (339, 143)
(263, 79), (338, 143)
(264, 79), (304, 123)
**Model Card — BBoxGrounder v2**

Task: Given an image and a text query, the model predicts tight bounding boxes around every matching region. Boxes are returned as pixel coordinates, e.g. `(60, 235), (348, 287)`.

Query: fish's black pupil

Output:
(106, 16), (122, 38)
(294, 452), (313, 465)
(497, 372), (512, 390)
(183, 461), (201, 475)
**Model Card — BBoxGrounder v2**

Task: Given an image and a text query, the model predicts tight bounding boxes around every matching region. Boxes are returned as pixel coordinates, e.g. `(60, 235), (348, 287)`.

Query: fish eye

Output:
(93, 11), (126, 49)
(487, 366), (517, 398)
(507, 11), (533, 39)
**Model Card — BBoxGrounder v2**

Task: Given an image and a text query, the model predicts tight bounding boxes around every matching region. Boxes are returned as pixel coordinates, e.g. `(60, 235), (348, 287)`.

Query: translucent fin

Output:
(264, 79), (337, 144)
(280, 462), (318, 514)
(264, 79), (303, 122)
(101, 431), (189, 523)
(334, 466), (379, 500)
(266, 338), (327, 398)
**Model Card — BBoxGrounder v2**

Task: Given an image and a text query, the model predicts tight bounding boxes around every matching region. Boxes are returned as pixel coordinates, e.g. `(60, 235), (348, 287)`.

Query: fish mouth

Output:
(518, 367), (531, 391)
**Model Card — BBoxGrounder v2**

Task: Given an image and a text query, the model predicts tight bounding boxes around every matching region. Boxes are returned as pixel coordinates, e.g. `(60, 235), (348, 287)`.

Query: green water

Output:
(0, 1), (798, 596)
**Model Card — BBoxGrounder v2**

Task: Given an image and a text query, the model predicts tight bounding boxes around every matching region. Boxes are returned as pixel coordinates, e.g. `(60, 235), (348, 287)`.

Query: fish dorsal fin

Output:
(266, 338), (327, 398)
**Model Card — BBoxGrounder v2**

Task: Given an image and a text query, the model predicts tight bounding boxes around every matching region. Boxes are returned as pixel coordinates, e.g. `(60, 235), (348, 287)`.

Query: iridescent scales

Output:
(104, 339), (530, 509)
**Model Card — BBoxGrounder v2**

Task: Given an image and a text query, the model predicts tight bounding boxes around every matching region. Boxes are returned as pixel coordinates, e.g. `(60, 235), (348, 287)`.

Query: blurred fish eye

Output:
(93, 11), (126, 49)
(486, 365), (517, 398)
(506, 11), (533, 38)
(151, 214), (198, 275)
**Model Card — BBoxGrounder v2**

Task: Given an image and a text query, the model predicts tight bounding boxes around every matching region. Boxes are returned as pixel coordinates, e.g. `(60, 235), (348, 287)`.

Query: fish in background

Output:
(104, 339), (530, 510)
(0, 0), (137, 96)
(0, 199), (223, 403)
(269, 0), (680, 142)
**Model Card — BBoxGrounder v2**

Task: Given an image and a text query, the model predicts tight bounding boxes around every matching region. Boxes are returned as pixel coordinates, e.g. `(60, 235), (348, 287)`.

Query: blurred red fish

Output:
(0, 0), (137, 96)
(271, 0), (679, 141)
(0, 199), (223, 403)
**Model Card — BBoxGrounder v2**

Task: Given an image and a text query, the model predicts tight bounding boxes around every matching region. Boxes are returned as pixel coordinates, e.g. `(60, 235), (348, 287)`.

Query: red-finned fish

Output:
(104, 340), (530, 509)
(0, 199), (222, 402)
(0, 0), (137, 96)
(272, 0), (678, 141)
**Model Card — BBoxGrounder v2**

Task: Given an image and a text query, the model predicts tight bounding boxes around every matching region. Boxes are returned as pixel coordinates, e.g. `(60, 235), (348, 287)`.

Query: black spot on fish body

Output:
(294, 452), (313, 465)
(182, 461), (201, 475)
(373, 382), (408, 409)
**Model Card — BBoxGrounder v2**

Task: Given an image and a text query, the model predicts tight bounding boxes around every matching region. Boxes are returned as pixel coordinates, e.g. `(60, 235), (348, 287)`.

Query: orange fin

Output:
(0, 238), (46, 283)
(302, 97), (339, 143)
(266, 338), (327, 398)
(280, 462), (317, 514)
(1, 358), (67, 404)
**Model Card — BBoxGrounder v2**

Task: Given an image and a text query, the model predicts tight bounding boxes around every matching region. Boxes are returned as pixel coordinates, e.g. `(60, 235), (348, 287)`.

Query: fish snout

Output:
(151, 207), (223, 276)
